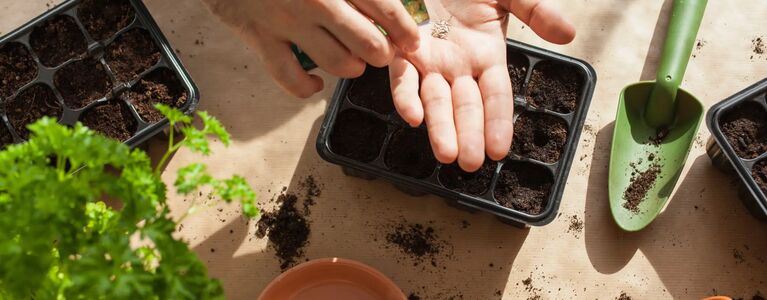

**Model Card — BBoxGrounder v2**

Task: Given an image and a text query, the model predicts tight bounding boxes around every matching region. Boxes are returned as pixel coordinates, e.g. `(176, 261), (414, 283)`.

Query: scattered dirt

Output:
(106, 29), (161, 82)
(692, 39), (705, 58)
(408, 293), (421, 300)
(329, 109), (388, 162)
(568, 214), (584, 236)
(347, 66), (395, 114)
(385, 128), (437, 179)
(623, 163), (661, 213)
(617, 292), (633, 300)
(753, 37), (765, 56)
(494, 161), (553, 215)
(0, 43), (37, 98)
(649, 127), (669, 145)
(299, 175), (321, 215)
(720, 101), (767, 159)
(5, 84), (63, 139)
(508, 51), (528, 94)
(123, 68), (188, 123)
(525, 61), (583, 114)
(80, 100), (137, 141)
(438, 161), (496, 195)
(385, 222), (449, 267)
(521, 276), (542, 300)
(54, 58), (112, 109)
(733, 248), (746, 264)
(78, 0), (135, 41)
(0, 124), (12, 148)
(512, 112), (569, 163)
(752, 160), (767, 195)
(29, 15), (87, 67)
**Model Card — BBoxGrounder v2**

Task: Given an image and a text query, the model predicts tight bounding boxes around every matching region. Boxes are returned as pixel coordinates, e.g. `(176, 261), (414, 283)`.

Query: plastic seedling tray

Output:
(0, 0), (198, 149)
(706, 78), (767, 221)
(316, 39), (596, 227)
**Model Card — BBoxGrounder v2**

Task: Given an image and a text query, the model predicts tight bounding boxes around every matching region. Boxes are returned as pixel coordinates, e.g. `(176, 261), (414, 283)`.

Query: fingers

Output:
(390, 56), (424, 127)
(295, 28), (366, 78)
(451, 76), (485, 172)
(478, 65), (515, 161)
(508, 0), (576, 44)
(320, 2), (395, 67)
(420, 73), (458, 164)
(249, 32), (323, 98)
(348, 0), (420, 52)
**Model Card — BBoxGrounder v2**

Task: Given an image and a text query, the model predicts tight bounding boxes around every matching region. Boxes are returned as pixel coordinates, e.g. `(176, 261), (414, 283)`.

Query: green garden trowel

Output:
(608, 0), (707, 231)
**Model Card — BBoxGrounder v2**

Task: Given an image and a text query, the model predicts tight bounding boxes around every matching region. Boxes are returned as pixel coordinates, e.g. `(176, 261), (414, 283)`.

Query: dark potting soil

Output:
(0, 43), (37, 98)
(751, 159), (767, 195)
(54, 58), (112, 109)
(78, 0), (135, 41)
(29, 15), (87, 67)
(256, 193), (311, 271)
(123, 68), (188, 123)
(347, 66), (395, 115)
(385, 128), (437, 179)
(525, 61), (582, 114)
(568, 214), (584, 235)
(508, 51), (528, 94)
(623, 163), (661, 213)
(385, 223), (445, 267)
(617, 292), (633, 300)
(512, 112), (568, 163)
(407, 293), (421, 300)
(438, 161), (496, 195)
(106, 29), (161, 82)
(80, 100), (137, 141)
(494, 161), (553, 215)
(329, 109), (388, 162)
(720, 101), (767, 159)
(0, 124), (12, 148)
(5, 84), (63, 139)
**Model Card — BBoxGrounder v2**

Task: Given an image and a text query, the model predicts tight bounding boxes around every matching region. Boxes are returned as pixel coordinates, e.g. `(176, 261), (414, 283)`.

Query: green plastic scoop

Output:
(608, 0), (707, 231)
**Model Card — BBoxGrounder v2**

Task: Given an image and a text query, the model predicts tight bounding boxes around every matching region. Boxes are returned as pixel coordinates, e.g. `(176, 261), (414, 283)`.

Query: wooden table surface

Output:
(4, 0), (767, 299)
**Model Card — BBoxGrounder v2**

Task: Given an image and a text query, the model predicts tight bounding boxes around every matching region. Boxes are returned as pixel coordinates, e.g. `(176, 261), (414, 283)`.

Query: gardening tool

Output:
(608, 0), (707, 231)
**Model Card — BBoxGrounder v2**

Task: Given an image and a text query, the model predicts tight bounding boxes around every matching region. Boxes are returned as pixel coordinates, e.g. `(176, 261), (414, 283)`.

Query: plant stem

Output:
(155, 124), (180, 176)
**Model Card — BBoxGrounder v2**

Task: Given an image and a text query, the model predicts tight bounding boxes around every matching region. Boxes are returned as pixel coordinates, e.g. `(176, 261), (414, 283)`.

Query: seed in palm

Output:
(431, 17), (452, 40)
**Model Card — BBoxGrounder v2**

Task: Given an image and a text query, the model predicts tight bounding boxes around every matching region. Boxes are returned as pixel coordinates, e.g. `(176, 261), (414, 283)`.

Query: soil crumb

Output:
(568, 215), (584, 236)
(385, 222), (448, 267)
(753, 37), (765, 56)
(256, 193), (310, 270)
(733, 248), (745, 264)
(617, 292), (633, 300)
(300, 175), (321, 215)
(650, 127), (669, 145)
(521, 276), (542, 300)
(623, 163), (661, 213)
(408, 293), (421, 300)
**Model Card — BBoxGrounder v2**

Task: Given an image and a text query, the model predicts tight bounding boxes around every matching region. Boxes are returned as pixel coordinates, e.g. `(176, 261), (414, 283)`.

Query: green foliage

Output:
(0, 107), (258, 299)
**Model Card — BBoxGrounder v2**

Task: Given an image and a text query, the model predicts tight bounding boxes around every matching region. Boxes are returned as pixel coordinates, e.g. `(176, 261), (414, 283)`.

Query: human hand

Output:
(390, 0), (575, 171)
(202, 0), (420, 98)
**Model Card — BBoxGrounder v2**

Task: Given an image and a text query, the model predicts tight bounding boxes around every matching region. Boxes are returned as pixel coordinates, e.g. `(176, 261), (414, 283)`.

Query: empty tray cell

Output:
(508, 51), (528, 95)
(384, 127), (437, 179)
(719, 101), (767, 159)
(526, 61), (583, 114)
(347, 66), (395, 114)
(78, 0), (136, 41)
(329, 109), (388, 162)
(80, 100), (137, 141)
(512, 112), (568, 163)
(494, 161), (553, 215)
(106, 28), (160, 82)
(123, 68), (188, 123)
(5, 84), (63, 139)
(0, 123), (11, 148)
(0, 42), (37, 98)
(438, 161), (497, 196)
(54, 58), (112, 109)
(29, 15), (87, 67)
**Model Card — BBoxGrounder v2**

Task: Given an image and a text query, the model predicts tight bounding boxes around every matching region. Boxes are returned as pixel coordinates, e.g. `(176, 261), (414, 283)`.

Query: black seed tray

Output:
(706, 78), (767, 221)
(316, 39), (596, 227)
(0, 0), (198, 148)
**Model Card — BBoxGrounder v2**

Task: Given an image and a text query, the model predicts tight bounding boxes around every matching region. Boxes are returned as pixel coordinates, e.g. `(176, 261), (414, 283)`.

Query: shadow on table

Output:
(192, 115), (530, 299)
(584, 124), (767, 299)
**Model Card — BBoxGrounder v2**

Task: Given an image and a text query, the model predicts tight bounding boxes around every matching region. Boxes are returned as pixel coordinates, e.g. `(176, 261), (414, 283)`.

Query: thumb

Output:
(507, 0), (576, 44)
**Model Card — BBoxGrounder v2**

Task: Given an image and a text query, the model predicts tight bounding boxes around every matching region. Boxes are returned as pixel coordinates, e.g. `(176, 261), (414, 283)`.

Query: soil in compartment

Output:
(0, 43), (37, 98)
(512, 112), (568, 163)
(329, 109), (388, 162)
(106, 29), (161, 82)
(80, 100), (137, 141)
(346, 66), (395, 115)
(5, 84), (63, 139)
(385, 128), (437, 179)
(123, 68), (187, 123)
(752, 159), (767, 196)
(719, 101), (767, 159)
(525, 61), (583, 114)
(438, 161), (497, 195)
(0, 124), (12, 148)
(508, 51), (528, 95)
(78, 0), (135, 41)
(54, 58), (112, 109)
(493, 161), (553, 215)
(29, 15), (87, 67)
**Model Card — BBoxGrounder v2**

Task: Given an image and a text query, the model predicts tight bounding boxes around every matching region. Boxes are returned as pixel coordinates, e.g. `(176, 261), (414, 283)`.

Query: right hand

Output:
(202, 0), (420, 98)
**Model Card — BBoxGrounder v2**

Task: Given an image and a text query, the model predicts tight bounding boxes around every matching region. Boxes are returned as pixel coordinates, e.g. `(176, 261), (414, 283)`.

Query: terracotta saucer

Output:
(259, 258), (406, 300)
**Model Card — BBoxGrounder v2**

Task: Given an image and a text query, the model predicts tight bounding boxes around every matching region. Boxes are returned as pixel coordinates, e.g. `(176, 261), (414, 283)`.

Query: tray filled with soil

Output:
(706, 78), (767, 221)
(0, 0), (197, 149)
(317, 39), (596, 227)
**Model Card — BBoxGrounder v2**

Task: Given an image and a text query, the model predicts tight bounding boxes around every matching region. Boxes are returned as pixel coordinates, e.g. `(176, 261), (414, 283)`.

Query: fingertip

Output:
(458, 155), (483, 173)
(458, 143), (485, 172)
(485, 128), (513, 161)
(431, 136), (458, 164)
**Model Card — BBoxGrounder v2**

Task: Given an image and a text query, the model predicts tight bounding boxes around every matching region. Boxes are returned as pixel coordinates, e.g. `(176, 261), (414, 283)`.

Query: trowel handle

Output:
(645, 0), (707, 127)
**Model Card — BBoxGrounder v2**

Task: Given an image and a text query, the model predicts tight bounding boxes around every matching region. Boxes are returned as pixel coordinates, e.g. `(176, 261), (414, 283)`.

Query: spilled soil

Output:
(623, 163), (661, 213)
(384, 222), (450, 267)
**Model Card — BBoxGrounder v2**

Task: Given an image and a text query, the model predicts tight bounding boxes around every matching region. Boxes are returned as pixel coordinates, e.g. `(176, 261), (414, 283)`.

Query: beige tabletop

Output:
(5, 0), (767, 299)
